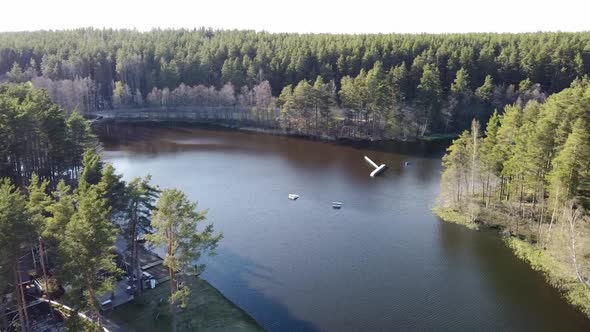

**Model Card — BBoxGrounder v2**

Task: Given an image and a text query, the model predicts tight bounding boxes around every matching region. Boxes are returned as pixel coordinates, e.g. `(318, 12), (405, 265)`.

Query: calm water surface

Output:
(99, 124), (590, 331)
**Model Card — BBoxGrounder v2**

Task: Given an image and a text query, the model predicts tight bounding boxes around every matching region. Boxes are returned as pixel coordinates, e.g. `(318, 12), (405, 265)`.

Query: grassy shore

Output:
(506, 238), (590, 316)
(104, 278), (263, 332)
(434, 206), (590, 317)
(432, 206), (479, 230)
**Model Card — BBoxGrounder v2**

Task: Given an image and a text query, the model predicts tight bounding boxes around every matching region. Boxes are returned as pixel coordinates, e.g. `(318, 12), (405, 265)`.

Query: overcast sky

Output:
(1, 0), (588, 33)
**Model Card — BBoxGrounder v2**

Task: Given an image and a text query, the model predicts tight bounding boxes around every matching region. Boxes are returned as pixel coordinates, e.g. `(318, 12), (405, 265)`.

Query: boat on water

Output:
(288, 194), (300, 200)
(332, 201), (342, 209)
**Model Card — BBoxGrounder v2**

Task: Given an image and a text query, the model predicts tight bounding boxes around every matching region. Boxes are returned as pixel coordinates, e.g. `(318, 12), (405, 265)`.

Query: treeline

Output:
(0, 85), (220, 331)
(0, 84), (96, 186)
(438, 79), (590, 314)
(0, 29), (587, 137)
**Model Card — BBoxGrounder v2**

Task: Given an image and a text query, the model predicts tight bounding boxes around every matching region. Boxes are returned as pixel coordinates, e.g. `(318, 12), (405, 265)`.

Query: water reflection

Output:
(201, 250), (319, 332)
(99, 123), (442, 186)
(99, 123), (590, 332)
(437, 221), (590, 331)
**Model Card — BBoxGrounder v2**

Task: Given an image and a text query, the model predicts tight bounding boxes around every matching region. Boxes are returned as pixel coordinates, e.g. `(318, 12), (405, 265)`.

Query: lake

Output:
(99, 124), (590, 331)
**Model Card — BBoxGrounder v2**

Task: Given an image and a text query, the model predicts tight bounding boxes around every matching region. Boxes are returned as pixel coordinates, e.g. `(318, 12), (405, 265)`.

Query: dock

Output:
(364, 156), (386, 177)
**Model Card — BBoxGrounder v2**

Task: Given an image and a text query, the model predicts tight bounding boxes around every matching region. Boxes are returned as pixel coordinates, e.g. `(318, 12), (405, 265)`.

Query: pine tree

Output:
(125, 175), (159, 295)
(448, 68), (473, 129)
(26, 173), (53, 301)
(0, 178), (33, 332)
(385, 63), (409, 135)
(548, 119), (590, 210)
(494, 104), (522, 198)
(98, 163), (127, 215)
(544, 119), (590, 246)
(450, 68), (471, 97)
(479, 111), (501, 204)
(79, 150), (103, 188)
(441, 131), (471, 204)
(45, 180), (75, 243)
(469, 119), (481, 196)
(147, 189), (221, 332)
(66, 112), (98, 179)
(7, 62), (26, 83)
(475, 75), (494, 103)
(277, 85), (295, 130)
(292, 80), (314, 134)
(60, 175), (119, 327)
(416, 64), (442, 135)
(319, 80), (337, 134)
(312, 76), (325, 134)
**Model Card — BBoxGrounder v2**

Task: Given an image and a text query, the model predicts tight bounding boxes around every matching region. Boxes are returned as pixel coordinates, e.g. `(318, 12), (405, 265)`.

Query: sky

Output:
(1, 0), (589, 34)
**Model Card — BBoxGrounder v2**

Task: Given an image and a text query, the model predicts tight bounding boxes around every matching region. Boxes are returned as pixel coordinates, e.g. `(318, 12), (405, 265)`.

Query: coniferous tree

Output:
(479, 111), (501, 205)
(448, 68), (472, 129)
(60, 171), (119, 327)
(436, 79), (590, 307)
(0, 179), (33, 332)
(278, 85), (295, 130)
(441, 131), (471, 204)
(26, 173), (53, 298)
(416, 64), (442, 135)
(475, 75), (494, 103)
(124, 175), (159, 295)
(147, 189), (221, 332)
(45, 180), (75, 244)
(546, 118), (590, 241)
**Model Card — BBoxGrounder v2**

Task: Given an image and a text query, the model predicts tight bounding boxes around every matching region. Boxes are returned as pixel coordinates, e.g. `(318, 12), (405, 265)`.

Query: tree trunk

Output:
(131, 203), (142, 294)
(537, 193), (545, 243)
(545, 187), (560, 249)
(17, 265), (30, 332)
(86, 277), (102, 329)
(13, 263), (28, 332)
(31, 245), (37, 272)
(169, 266), (177, 332)
(38, 238), (55, 317)
(565, 203), (590, 289)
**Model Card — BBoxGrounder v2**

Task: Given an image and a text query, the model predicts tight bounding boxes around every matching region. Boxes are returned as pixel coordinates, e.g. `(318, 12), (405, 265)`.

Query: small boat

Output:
(332, 201), (342, 209)
(404, 161), (411, 166)
(288, 194), (300, 200)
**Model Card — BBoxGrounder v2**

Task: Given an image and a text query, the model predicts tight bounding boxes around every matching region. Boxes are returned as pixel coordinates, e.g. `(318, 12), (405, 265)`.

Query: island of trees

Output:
(0, 84), (222, 332)
(437, 78), (590, 315)
(1, 30), (588, 139)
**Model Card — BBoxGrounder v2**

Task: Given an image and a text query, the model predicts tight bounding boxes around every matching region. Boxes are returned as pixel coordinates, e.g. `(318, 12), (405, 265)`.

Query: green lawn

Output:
(104, 278), (263, 332)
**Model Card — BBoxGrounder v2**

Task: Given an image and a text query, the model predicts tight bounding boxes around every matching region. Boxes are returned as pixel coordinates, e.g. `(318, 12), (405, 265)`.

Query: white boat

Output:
(288, 194), (300, 200)
(332, 201), (342, 209)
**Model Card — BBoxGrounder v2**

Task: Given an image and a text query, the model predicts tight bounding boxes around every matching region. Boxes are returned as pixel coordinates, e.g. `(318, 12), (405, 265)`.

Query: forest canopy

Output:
(0, 84), (96, 186)
(437, 78), (590, 314)
(0, 29), (588, 137)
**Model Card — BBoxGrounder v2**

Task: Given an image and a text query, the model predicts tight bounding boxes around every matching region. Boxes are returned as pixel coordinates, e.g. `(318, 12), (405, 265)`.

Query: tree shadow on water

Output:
(201, 249), (320, 332)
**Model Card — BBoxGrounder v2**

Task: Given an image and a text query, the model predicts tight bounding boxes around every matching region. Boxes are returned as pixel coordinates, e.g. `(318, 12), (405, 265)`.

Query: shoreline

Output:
(104, 276), (264, 332)
(433, 206), (590, 318)
(93, 117), (457, 144)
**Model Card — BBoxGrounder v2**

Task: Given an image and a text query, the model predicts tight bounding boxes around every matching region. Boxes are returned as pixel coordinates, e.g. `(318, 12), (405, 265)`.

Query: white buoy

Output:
(364, 156), (387, 177)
